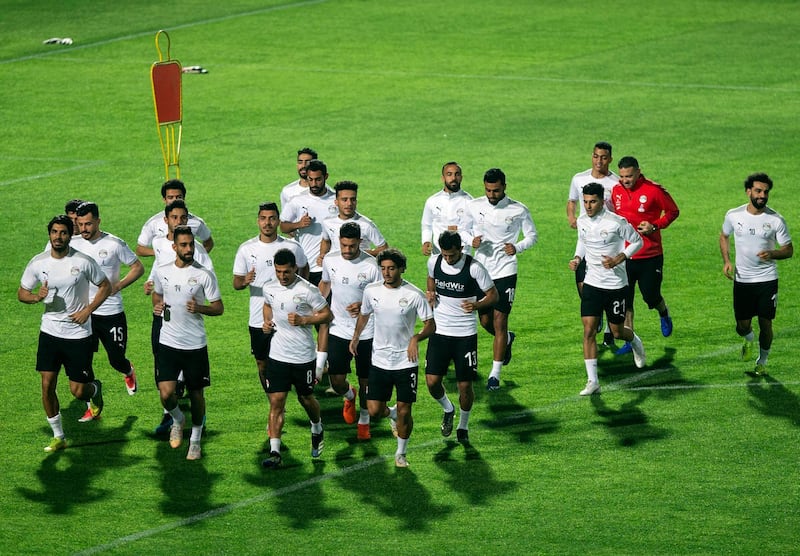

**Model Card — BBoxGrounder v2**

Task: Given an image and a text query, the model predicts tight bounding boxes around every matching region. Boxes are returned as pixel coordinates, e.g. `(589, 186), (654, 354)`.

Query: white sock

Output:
(744, 331), (755, 342)
(435, 394), (455, 413)
(388, 405), (398, 420)
(315, 351), (328, 377)
(489, 361), (502, 379)
(396, 437), (408, 455)
(358, 408), (370, 425)
(310, 420), (323, 434)
(168, 406), (184, 423)
(584, 359), (598, 383)
(47, 413), (65, 438)
(343, 384), (355, 400)
(757, 348), (770, 365)
(269, 438), (281, 453)
(190, 425), (202, 443)
(458, 409), (470, 430)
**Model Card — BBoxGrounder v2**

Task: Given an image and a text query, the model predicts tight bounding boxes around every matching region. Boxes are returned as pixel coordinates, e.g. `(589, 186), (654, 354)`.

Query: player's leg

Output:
(452, 334), (478, 442)
(295, 361), (324, 458)
(353, 338), (373, 439)
(638, 255), (671, 337)
(425, 334), (455, 436)
(753, 280), (778, 374)
(392, 366), (417, 467)
(733, 280), (757, 362)
(579, 285), (602, 395)
(96, 313), (137, 394)
(327, 336), (357, 424)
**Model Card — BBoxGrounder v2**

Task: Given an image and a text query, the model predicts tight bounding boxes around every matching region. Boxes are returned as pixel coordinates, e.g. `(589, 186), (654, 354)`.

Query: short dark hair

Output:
(340, 222), (362, 240)
(274, 248), (297, 267)
(582, 182), (605, 200)
(165, 199), (188, 217)
(161, 179), (186, 198)
(334, 180), (358, 196)
(438, 230), (462, 251)
(298, 147), (318, 159)
(594, 142), (612, 156)
(376, 248), (406, 270)
(617, 156), (639, 170)
(483, 168), (506, 185)
(48, 214), (73, 235)
(258, 202), (279, 214)
(744, 172), (773, 191)
(173, 225), (194, 243)
(75, 201), (99, 218)
(306, 159), (327, 175)
(64, 199), (84, 213)
(441, 161), (461, 175)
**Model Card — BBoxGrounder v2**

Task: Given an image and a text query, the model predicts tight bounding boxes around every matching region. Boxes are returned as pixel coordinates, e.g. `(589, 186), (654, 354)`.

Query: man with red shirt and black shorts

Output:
(612, 156), (680, 353)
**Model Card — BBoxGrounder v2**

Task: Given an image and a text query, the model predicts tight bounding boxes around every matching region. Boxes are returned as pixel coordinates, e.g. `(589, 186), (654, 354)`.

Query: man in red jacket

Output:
(612, 157), (680, 353)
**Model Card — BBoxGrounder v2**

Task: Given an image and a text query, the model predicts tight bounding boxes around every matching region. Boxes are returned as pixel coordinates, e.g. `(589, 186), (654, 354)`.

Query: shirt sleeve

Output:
(421, 198), (434, 245)
(514, 209), (538, 253)
(654, 187), (680, 229)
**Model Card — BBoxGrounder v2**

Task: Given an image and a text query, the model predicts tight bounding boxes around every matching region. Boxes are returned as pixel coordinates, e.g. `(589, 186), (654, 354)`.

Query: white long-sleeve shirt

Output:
(575, 208), (643, 289)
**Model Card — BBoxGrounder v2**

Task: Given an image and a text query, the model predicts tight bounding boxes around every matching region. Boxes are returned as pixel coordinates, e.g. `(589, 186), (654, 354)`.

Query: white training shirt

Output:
(263, 276), (328, 364)
(321, 212), (387, 253)
(71, 232), (138, 316)
(467, 195), (538, 280)
(151, 260), (221, 350)
(722, 204), (793, 283)
(148, 236), (213, 282)
(321, 250), (382, 340)
(280, 188), (337, 273)
(567, 169), (619, 216)
(575, 208), (643, 290)
(427, 254), (494, 337)
(232, 235), (308, 328)
(280, 179), (308, 210)
(421, 189), (474, 255)
(360, 280), (433, 371)
(137, 211), (212, 249)
(20, 247), (107, 339)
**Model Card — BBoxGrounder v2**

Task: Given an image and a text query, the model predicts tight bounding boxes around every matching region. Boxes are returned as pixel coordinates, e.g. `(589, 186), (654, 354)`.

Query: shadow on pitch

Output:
(18, 415), (141, 514)
(590, 391), (669, 447)
(746, 374), (800, 427)
(480, 380), (560, 444)
(433, 441), (517, 505)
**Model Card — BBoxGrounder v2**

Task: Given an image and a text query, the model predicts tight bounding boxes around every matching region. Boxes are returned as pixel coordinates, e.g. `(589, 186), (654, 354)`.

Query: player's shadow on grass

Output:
(590, 391), (669, 447)
(18, 415), (141, 514)
(333, 456), (452, 531)
(479, 380), (560, 444)
(746, 375), (800, 427)
(433, 441), (517, 506)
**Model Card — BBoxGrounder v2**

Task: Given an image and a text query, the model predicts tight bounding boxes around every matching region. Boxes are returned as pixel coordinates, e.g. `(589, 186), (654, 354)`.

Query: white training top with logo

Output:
(280, 188), (337, 272)
(137, 211), (211, 249)
(20, 247), (107, 339)
(568, 169), (619, 216)
(148, 236), (213, 283)
(421, 189), (474, 255)
(468, 195), (538, 280)
(360, 280), (433, 370)
(233, 236), (308, 328)
(322, 250), (382, 340)
(280, 179), (308, 210)
(152, 260), (221, 350)
(71, 232), (138, 316)
(321, 212), (387, 253)
(263, 276), (328, 364)
(427, 254), (493, 337)
(575, 208), (643, 290)
(722, 204), (792, 283)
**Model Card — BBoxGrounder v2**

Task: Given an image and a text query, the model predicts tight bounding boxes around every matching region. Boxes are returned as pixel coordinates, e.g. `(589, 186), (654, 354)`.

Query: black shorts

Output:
(36, 332), (95, 383)
(625, 255), (664, 309)
(308, 271), (323, 287)
(425, 333), (478, 382)
(492, 275), (517, 314)
(249, 326), (273, 361)
(575, 257), (587, 286)
(734, 280), (778, 321)
(368, 365), (418, 404)
(580, 283), (627, 324)
(328, 335), (372, 379)
(91, 312), (129, 372)
(156, 344), (211, 390)
(150, 314), (163, 355)
(265, 357), (315, 395)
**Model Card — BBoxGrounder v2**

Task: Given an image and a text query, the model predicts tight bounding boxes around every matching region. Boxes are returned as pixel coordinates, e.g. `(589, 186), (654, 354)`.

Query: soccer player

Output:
(19, 215), (112, 452)
(136, 179), (214, 257)
(72, 202), (144, 421)
(319, 180), (388, 259)
(467, 168), (538, 391)
(611, 156), (680, 353)
(280, 159), (337, 285)
(566, 142), (619, 348)
(570, 183), (645, 395)
(350, 248), (435, 467)
(151, 225), (224, 460)
(233, 202), (308, 422)
(421, 161), (474, 257)
(280, 146), (318, 209)
(720, 173), (793, 376)
(318, 222), (382, 439)
(425, 231), (497, 445)
(261, 249), (332, 469)
(144, 200), (214, 434)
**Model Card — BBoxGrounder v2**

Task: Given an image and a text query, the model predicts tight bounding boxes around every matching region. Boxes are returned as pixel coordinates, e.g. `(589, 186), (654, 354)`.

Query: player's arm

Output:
(654, 187), (680, 229)
(421, 200), (434, 256)
(366, 242), (388, 257)
(18, 283), (47, 304)
(407, 317), (435, 363)
(188, 298), (224, 316)
(513, 210), (538, 253)
(317, 280), (331, 299)
(719, 231), (734, 280)
(426, 275), (437, 307)
(290, 304), (332, 327)
(117, 259), (145, 293)
(349, 312), (370, 356)
(136, 244), (155, 257)
(567, 200), (577, 229)
(71, 277), (112, 324)
(759, 242), (793, 262)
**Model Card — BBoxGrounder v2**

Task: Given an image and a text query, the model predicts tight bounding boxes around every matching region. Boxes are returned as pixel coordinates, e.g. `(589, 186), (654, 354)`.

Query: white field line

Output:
(0, 160), (107, 187)
(73, 362), (800, 555)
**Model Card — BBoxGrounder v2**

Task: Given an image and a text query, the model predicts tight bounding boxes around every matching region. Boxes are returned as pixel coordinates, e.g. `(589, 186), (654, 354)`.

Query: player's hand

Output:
(602, 254), (622, 269)
(461, 299), (477, 313)
(426, 290), (438, 308)
(345, 302), (361, 318)
(569, 256), (581, 272)
(757, 250), (772, 261)
(70, 308), (91, 325)
(298, 213), (313, 229)
(421, 242), (432, 256)
(262, 320), (275, 334)
(504, 243), (517, 256)
(37, 280), (49, 302)
(637, 221), (656, 235)
(472, 236), (482, 249)
(287, 312), (304, 326)
(245, 267), (256, 285)
(407, 337), (419, 363)
(348, 338), (359, 357)
(722, 262), (734, 280)
(568, 217), (577, 229)
(186, 299), (199, 313)
(144, 280), (154, 295)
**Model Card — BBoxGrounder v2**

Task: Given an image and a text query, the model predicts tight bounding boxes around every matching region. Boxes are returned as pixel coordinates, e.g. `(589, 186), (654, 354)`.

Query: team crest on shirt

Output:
(399, 297), (409, 308)
(357, 272), (368, 287)
(328, 205), (338, 215)
(762, 223), (772, 236)
(70, 266), (80, 276)
(188, 278), (198, 286)
(98, 249), (109, 259)
(342, 276), (349, 285)
(456, 208), (464, 217)
(638, 194), (647, 213)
